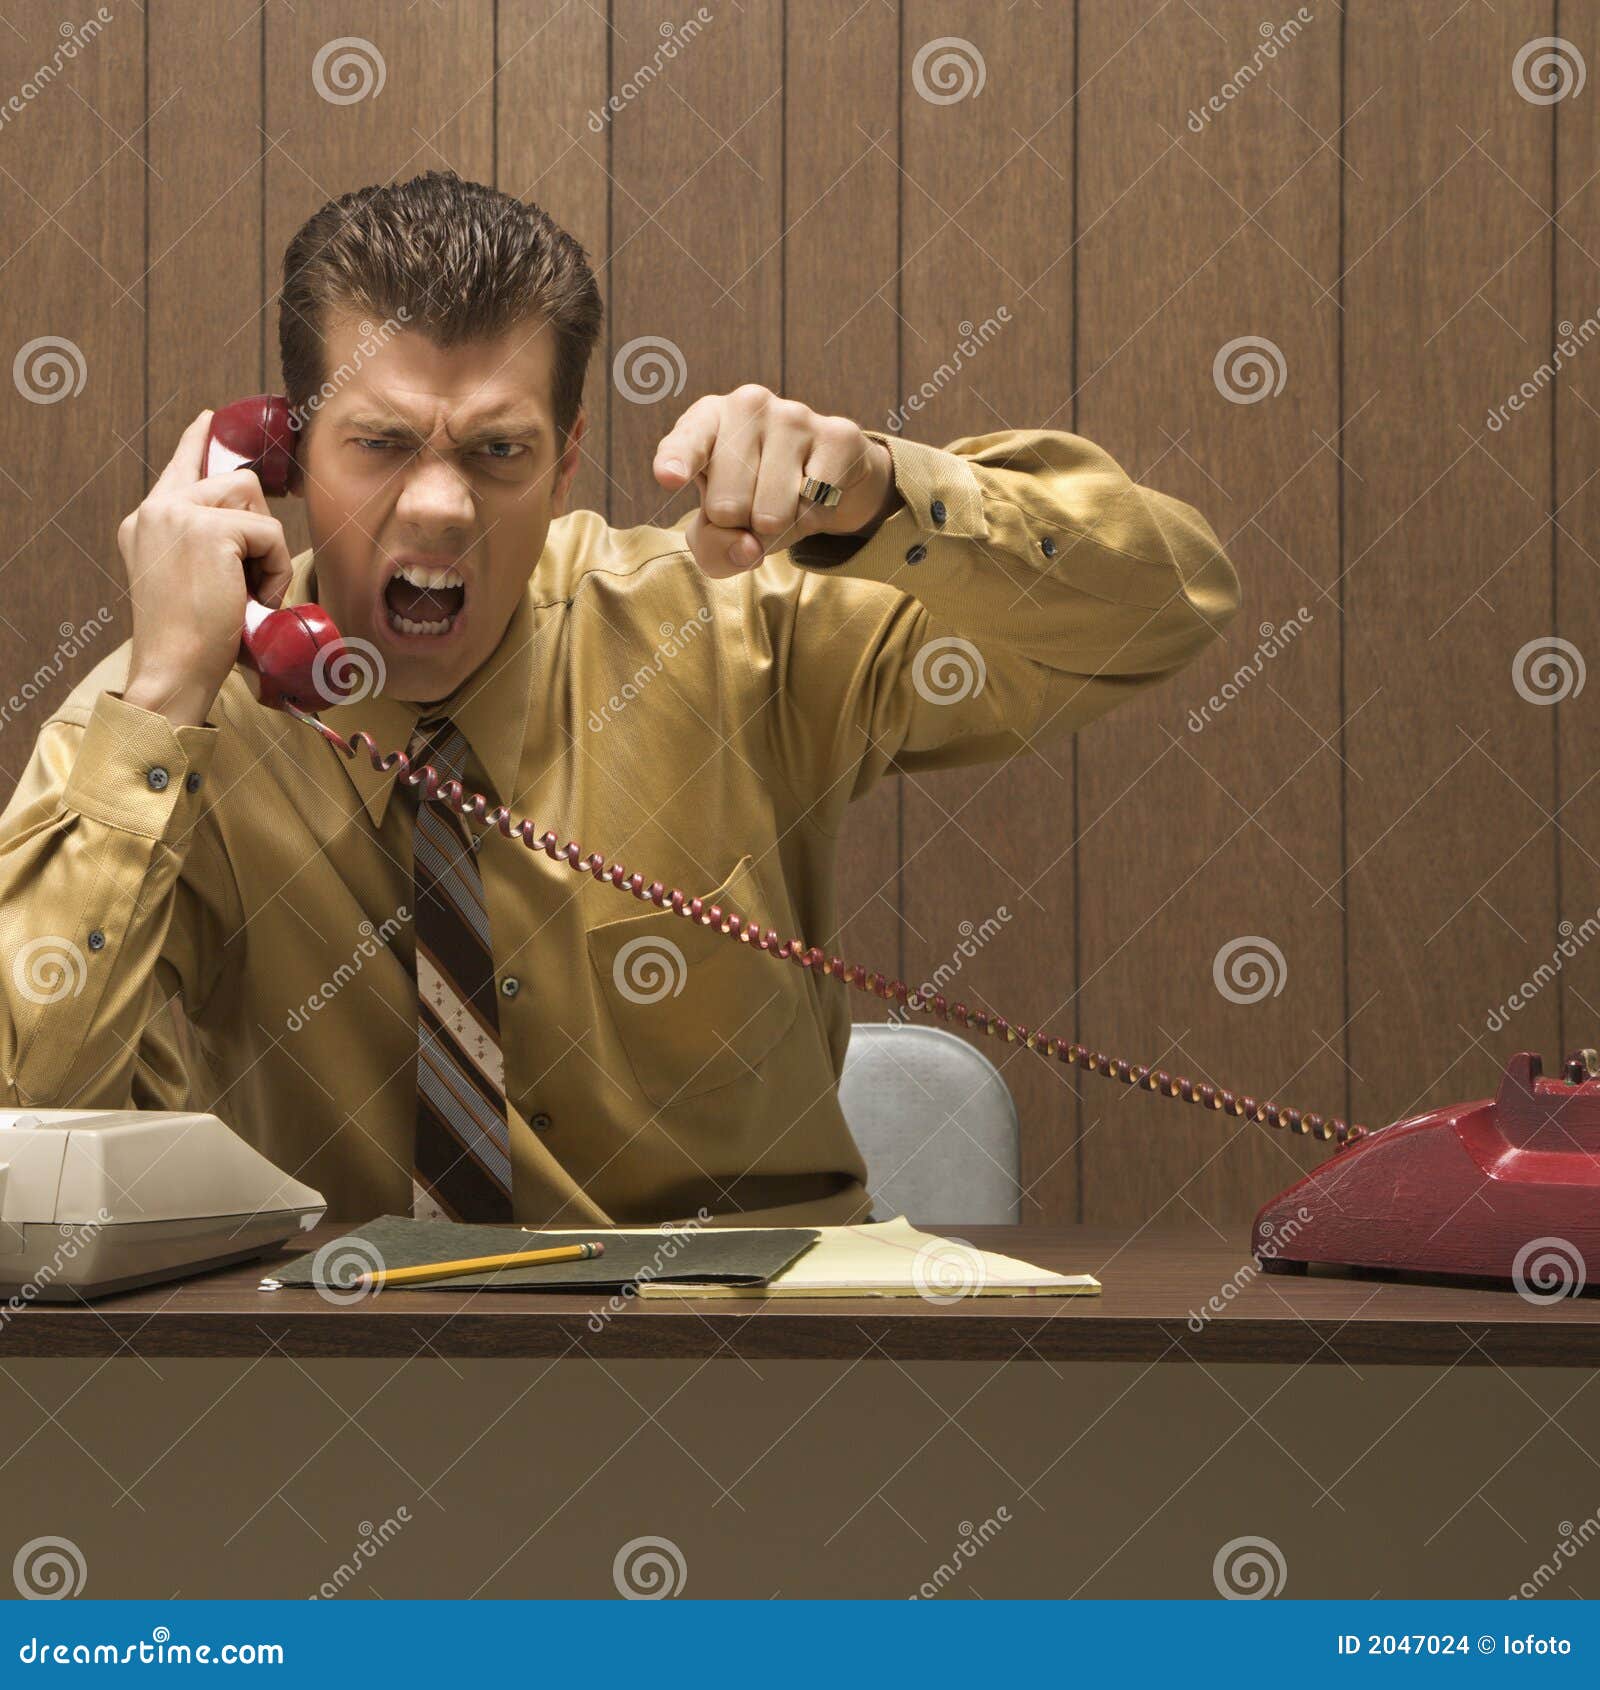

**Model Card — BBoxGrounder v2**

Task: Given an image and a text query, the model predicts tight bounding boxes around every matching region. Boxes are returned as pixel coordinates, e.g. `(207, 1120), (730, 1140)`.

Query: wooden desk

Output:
(7, 1221), (1598, 1364)
(6, 1223), (1598, 1599)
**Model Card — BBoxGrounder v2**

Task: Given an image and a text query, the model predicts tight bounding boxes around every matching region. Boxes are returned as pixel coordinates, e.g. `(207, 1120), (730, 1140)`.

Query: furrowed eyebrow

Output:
(456, 420), (544, 448)
(344, 413), (544, 446)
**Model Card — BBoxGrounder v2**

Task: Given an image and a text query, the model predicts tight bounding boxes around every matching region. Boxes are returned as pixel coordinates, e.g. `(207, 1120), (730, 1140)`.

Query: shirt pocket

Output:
(584, 851), (801, 1109)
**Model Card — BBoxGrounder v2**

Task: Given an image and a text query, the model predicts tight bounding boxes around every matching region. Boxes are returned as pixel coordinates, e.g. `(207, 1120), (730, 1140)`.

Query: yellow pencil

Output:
(356, 1240), (605, 1290)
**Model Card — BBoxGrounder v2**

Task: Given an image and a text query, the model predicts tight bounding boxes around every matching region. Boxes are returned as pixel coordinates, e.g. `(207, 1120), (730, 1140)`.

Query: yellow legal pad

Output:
(635, 1215), (1100, 1299)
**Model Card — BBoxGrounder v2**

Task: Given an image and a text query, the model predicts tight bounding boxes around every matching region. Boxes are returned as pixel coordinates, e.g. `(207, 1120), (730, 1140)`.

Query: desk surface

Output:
(8, 1221), (1599, 1363)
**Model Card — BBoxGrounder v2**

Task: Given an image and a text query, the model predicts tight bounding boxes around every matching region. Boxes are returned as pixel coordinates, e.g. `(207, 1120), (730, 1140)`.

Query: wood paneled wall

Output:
(0, 1), (1587, 1224)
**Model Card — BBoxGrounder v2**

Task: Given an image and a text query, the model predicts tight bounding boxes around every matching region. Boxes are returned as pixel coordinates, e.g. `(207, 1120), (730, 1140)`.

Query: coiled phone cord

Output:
(290, 706), (1369, 1151)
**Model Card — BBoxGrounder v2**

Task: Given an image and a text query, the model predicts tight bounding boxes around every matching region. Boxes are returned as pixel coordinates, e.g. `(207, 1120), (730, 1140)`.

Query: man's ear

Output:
(552, 407), (587, 515)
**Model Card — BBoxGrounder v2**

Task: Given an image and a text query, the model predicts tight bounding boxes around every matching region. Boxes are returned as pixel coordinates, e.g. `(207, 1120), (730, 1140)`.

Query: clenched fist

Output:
(652, 384), (900, 578)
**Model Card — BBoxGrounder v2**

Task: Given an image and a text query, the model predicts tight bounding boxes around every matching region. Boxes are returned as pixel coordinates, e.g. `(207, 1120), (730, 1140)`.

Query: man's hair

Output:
(278, 170), (603, 451)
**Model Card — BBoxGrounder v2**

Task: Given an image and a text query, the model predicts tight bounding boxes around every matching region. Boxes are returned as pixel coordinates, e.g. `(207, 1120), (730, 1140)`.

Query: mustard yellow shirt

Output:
(0, 427), (1239, 1225)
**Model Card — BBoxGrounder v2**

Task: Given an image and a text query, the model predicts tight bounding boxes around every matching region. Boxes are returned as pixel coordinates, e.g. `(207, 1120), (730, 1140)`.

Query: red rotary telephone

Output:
(201, 396), (1600, 1290)
(1255, 1050), (1600, 1286)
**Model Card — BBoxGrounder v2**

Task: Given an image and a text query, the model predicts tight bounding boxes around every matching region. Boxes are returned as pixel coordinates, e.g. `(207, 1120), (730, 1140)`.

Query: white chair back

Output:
(838, 1023), (1021, 1224)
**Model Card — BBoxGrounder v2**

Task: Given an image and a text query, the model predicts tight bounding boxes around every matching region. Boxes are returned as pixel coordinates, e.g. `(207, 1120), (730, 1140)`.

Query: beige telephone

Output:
(0, 1108), (324, 1300)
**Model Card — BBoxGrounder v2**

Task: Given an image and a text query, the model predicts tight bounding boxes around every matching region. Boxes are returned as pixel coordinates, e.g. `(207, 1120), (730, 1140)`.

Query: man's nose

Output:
(393, 451), (475, 530)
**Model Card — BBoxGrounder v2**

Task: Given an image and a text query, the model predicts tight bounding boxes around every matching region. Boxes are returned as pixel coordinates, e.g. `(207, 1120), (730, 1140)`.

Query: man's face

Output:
(294, 310), (585, 703)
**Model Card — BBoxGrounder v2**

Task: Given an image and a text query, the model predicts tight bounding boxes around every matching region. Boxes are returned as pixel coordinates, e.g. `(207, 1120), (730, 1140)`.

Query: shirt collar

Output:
(282, 549), (536, 830)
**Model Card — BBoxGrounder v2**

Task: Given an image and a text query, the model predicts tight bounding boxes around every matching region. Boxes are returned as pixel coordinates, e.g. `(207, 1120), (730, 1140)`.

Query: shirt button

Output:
(87, 929), (106, 951)
(185, 772), (201, 793)
(530, 1111), (553, 1132)
(905, 543), (928, 565)
(500, 976), (521, 999)
(930, 498), (947, 525)
(146, 766), (169, 791)
(1041, 536), (1057, 557)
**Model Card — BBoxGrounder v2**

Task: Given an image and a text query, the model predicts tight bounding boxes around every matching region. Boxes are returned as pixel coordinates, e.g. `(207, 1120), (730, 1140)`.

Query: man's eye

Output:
(351, 437), (524, 460)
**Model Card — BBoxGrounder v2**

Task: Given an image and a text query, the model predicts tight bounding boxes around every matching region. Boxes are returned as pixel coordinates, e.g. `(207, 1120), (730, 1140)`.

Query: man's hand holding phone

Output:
(118, 409), (295, 727)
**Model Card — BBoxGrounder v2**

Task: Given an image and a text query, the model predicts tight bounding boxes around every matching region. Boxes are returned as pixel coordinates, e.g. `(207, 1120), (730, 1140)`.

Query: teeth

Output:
(393, 561), (464, 590)
(389, 611), (455, 636)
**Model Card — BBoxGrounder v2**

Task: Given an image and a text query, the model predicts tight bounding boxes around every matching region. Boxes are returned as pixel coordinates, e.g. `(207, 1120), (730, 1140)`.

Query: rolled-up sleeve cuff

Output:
(787, 429), (988, 573)
(62, 691), (221, 845)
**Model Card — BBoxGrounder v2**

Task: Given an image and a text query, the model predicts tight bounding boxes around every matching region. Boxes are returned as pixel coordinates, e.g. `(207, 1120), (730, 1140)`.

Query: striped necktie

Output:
(405, 713), (514, 1222)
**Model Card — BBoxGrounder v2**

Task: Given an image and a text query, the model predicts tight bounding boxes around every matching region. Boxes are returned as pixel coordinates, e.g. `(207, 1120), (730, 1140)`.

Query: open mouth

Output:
(382, 560), (467, 639)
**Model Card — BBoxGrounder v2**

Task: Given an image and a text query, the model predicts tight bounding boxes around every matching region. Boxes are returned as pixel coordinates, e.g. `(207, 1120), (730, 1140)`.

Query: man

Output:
(0, 171), (1239, 1228)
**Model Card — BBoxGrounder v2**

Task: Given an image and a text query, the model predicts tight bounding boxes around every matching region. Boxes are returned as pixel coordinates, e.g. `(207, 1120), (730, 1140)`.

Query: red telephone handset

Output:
(202, 395), (349, 711)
